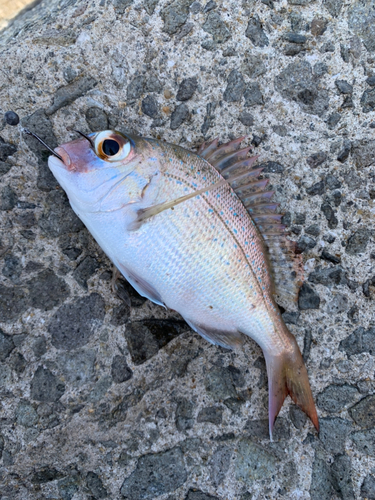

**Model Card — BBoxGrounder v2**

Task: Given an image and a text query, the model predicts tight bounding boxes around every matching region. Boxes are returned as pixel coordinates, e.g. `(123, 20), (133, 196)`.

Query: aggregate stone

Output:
(238, 111), (254, 127)
(0, 136), (17, 161)
(59, 349), (96, 387)
(235, 439), (278, 484)
(170, 103), (189, 130)
(311, 18), (328, 36)
(241, 55), (266, 79)
(112, 0), (134, 14)
(38, 190), (85, 237)
(185, 490), (219, 500)
(361, 88), (375, 113)
(32, 337), (47, 358)
(244, 82), (264, 107)
(161, 0), (193, 35)
(120, 447), (187, 499)
(348, 0), (375, 53)
(124, 319), (187, 365)
(289, 405), (307, 429)
(305, 224), (320, 237)
(0, 161), (12, 176)
(346, 228), (371, 255)
(73, 256), (100, 289)
(275, 61), (329, 116)
(319, 417), (353, 454)
(202, 11), (231, 44)
(258, 160), (284, 173)
(351, 428), (375, 456)
(322, 0), (342, 17)
(310, 452), (333, 500)
(327, 112), (341, 129)
(48, 294), (106, 350)
(85, 107), (109, 132)
(30, 366), (65, 402)
(321, 202), (338, 228)
(27, 269), (70, 311)
(306, 151), (327, 168)
(308, 266), (346, 287)
(245, 418), (291, 440)
(0, 284), (29, 322)
(86, 471), (108, 499)
(111, 355), (133, 383)
(361, 475), (375, 498)
(176, 398), (194, 431)
(15, 400), (38, 427)
(177, 77), (198, 101)
(57, 475), (80, 500)
(197, 406), (222, 425)
(127, 75), (163, 101)
(331, 454), (355, 500)
(245, 15), (269, 47)
(144, 0), (159, 15)
(9, 352), (27, 374)
(0, 329), (15, 361)
(141, 95), (159, 118)
(31, 466), (64, 484)
(204, 366), (238, 400)
(209, 444), (232, 487)
(339, 327), (375, 356)
(351, 139), (375, 168)
(0, 434), (4, 460)
(306, 179), (325, 196)
(46, 76), (97, 116)
(0, 186), (17, 210)
(316, 384), (360, 413)
(284, 32), (307, 44)
(348, 395), (375, 428)
(223, 70), (245, 103)
(335, 80), (353, 94)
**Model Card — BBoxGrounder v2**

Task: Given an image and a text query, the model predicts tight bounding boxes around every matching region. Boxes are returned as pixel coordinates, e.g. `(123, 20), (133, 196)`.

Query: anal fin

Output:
(119, 265), (165, 307)
(185, 319), (244, 350)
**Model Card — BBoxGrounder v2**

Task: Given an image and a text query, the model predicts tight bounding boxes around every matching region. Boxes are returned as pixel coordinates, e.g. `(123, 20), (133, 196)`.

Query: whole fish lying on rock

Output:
(38, 128), (318, 438)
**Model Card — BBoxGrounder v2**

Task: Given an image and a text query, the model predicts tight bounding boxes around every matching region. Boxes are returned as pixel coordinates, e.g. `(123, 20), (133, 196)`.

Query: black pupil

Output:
(102, 139), (120, 156)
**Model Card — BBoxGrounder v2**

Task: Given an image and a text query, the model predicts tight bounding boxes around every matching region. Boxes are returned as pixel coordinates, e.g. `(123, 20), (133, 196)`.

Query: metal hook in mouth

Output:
(74, 130), (94, 149)
(23, 129), (64, 162)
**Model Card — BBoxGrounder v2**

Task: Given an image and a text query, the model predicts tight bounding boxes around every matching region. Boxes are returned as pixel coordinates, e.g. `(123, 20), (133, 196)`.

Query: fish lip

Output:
(48, 154), (68, 171)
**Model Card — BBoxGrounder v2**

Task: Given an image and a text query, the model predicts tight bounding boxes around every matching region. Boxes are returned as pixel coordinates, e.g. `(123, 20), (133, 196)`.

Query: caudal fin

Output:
(264, 338), (319, 440)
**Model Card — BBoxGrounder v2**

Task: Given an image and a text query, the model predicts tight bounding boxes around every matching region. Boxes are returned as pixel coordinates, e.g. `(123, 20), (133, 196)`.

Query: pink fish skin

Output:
(48, 130), (319, 438)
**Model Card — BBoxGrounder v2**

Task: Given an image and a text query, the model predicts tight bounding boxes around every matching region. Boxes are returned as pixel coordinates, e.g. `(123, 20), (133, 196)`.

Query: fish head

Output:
(48, 130), (152, 212)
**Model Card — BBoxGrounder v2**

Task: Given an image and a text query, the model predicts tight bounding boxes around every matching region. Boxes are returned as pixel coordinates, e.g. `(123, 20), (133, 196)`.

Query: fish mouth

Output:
(48, 146), (72, 170)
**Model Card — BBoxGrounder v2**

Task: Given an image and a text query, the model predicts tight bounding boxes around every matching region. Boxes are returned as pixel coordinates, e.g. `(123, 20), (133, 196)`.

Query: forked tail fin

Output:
(264, 336), (319, 440)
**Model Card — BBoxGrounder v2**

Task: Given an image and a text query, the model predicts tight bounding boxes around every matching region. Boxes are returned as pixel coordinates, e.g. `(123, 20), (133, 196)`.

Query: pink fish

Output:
(47, 130), (319, 438)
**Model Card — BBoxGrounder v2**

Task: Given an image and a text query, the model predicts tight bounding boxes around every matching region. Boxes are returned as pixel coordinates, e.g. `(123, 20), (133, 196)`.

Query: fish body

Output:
(48, 130), (318, 437)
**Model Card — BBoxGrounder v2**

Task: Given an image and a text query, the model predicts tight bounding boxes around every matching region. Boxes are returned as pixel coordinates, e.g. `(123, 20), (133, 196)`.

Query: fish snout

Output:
(54, 147), (72, 169)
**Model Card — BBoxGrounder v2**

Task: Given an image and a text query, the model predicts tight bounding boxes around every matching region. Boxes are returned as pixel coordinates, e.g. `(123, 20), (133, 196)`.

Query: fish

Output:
(47, 129), (319, 438)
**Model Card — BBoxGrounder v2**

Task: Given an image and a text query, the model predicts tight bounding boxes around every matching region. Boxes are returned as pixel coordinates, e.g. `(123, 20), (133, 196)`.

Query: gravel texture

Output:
(0, 0), (374, 498)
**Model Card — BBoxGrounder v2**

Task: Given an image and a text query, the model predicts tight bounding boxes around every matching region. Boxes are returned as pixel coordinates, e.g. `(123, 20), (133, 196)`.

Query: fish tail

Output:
(264, 333), (319, 440)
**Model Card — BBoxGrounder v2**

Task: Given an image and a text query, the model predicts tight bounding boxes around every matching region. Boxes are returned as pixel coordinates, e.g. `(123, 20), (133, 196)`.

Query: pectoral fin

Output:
(119, 265), (165, 307)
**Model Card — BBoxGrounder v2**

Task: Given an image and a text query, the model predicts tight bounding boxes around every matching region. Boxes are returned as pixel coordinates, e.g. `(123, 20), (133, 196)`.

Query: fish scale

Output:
(48, 129), (319, 438)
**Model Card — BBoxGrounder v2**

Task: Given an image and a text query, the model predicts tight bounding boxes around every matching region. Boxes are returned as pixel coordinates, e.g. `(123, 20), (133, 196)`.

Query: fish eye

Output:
(102, 139), (120, 156)
(95, 131), (131, 162)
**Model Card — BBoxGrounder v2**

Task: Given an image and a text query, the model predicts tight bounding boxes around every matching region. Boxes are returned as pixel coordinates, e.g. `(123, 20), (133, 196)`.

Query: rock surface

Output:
(0, 0), (374, 498)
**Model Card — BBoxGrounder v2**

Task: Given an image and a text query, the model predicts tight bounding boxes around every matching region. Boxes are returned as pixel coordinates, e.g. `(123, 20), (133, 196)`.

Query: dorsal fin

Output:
(198, 137), (303, 309)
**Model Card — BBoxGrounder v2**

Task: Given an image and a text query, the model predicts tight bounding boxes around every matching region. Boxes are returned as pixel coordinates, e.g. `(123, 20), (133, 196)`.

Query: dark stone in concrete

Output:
(202, 11), (231, 44)
(244, 82), (264, 106)
(209, 444), (232, 486)
(306, 151), (327, 168)
(49, 294), (106, 350)
(112, 0), (133, 14)
(319, 417), (353, 453)
(125, 319), (186, 365)
(284, 32), (306, 43)
(245, 418), (291, 440)
(30, 366), (65, 402)
(170, 103), (189, 130)
(31, 467), (64, 484)
(185, 490), (219, 500)
(289, 405), (307, 429)
(349, 395), (375, 428)
(197, 406), (222, 425)
(321, 202), (338, 229)
(335, 80), (353, 94)
(46, 76), (97, 115)
(235, 439), (278, 483)
(339, 327), (375, 356)
(0, 186), (17, 211)
(275, 61), (329, 117)
(32, 337), (47, 358)
(361, 475), (375, 498)
(110, 303), (130, 326)
(317, 384), (360, 412)
(308, 266), (346, 287)
(361, 88), (375, 113)
(306, 179), (325, 196)
(351, 140), (375, 168)
(298, 283), (320, 309)
(238, 111), (254, 126)
(205, 366), (238, 400)
(73, 256), (100, 289)
(327, 112), (341, 129)
(127, 75), (162, 100)
(27, 269), (70, 311)
(141, 95), (159, 118)
(38, 190), (85, 237)
(258, 161), (284, 173)
(223, 70), (245, 102)
(0, 136), (17, 161)
(351, 428), (375, 456)
(331, 454), (355, 500)
(161, 0), (193, 35)
(311, 18), (328, 36)
(16, 400), (38, 427)
(0, 284), (28, 322)
(346, 228), (371, 255)
(310, 451), (333, 500)
(86, 107), (109, 131)
(111, 355), (133, 383)
(296, 235), (317, 253)
(348, 1), (375, 53)
(323, 0), (342, 16)
(86, 471), (108, 499)
(120, 447), (187, 499)
(59, 349), (96, 387)
(0, 329), (15, 361)
(177, 77), (198, 101)
(176, 398), (194, 431)
(242, 55), (266, 79)
(282, 311), (300, 324)
(245, 15), (269, 47)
